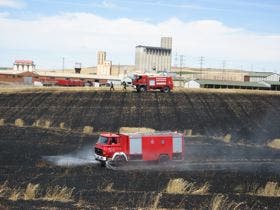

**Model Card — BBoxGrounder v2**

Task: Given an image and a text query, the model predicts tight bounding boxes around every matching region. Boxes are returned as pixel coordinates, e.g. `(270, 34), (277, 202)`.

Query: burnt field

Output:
(0, 90), (280, 142)
(0, 90), (280, 209)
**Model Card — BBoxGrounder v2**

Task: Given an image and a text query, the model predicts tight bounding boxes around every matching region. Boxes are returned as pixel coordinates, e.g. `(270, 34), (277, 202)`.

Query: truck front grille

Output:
(95, 147), (103, 156)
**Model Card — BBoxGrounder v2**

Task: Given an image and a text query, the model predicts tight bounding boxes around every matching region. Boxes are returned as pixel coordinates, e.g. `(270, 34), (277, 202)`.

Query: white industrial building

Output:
(184, 80), (201, 88)
(184, 79), (280, 90)
(135, 37), (172, 73)
(245, 72), (280, 82)
(13, 60), (35, 72)
(96, 51), (112, 76)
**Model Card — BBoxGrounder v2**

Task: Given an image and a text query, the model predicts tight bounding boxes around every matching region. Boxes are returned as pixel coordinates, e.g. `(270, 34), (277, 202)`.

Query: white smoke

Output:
(43, 144), (98, 167)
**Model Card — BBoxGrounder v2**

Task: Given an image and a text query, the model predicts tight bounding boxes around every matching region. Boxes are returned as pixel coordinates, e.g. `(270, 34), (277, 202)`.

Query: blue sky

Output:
(0, 0), (280, 71)
(5, 0), (279, 33)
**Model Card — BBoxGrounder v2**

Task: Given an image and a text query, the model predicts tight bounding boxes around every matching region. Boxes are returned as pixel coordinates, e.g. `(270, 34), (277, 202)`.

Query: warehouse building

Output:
(135, 37), (172, 73)
(0, 70), (120, 86)
(184, 79), (280, 90)
(244, 72), (280, 82)
(0, 71), (40, 85)
(263, 81), (280, 91)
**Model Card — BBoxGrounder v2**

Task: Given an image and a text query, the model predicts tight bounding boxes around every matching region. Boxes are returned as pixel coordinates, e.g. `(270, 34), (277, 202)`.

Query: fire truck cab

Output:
(132, 74), (173, 93)
(94, 132), (184, 167)
(94, 133), (127, 164)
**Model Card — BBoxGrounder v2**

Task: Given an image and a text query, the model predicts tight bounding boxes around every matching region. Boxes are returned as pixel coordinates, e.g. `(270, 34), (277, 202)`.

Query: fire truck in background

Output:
(55, 79), (85, 87)
(132, 74), (174, 93)
(94, 132), (184, 168)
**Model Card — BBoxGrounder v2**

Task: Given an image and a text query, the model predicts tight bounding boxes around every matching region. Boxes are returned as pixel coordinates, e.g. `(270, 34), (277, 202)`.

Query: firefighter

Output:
(122, 81), (127, 91)
(110, 81), (114, 91)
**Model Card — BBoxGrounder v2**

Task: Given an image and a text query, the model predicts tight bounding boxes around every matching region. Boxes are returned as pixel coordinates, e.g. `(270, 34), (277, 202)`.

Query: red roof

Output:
(14, 60), (34, 64)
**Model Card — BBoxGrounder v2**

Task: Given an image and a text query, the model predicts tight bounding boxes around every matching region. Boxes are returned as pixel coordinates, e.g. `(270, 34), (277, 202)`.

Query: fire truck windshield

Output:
(133, 75), (141, 80)
(97, 136), (108, 144)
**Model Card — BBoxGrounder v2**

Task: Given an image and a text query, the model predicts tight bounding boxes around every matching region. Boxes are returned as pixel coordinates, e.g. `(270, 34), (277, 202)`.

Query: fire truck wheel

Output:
(113, 155), (127, 165)
(100, 161), (106, 167)
(159, 154), (170, 163)
(100, 161), (106, 168)
(163, 87), (170, 93)
(139, 86), (147, 92)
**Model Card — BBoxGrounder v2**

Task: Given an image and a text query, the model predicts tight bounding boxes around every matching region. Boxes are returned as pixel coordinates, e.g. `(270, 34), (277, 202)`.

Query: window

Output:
(97, 136), (108, 144)
(111, 138), (118, 144)
(110, 137), (120, 145)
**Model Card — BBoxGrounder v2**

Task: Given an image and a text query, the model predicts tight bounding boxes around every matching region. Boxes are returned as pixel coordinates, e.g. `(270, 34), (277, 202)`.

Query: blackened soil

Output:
(0, 125), (280, 209)
(0, 90), (280, 209)
(0, 198), (75, 209)
(0, 91), (280, 144)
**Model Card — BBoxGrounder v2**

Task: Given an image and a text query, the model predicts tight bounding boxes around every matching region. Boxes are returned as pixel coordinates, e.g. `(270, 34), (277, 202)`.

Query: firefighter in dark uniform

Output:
(122, 81), (127, 91)
(110, 81), (114, 91)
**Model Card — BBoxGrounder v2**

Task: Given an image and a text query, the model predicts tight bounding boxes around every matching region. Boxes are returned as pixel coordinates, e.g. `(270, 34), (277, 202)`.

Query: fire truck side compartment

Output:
(142, 135), (173, 161)
(172, 136), (183, 160)
(129, 136), (143, 160)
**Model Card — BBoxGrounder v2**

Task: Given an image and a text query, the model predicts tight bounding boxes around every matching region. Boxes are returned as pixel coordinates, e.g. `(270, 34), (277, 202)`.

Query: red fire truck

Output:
(56, 79), (85, 87)
(132, 74), (174, 92)
(94, 132), (184, 167)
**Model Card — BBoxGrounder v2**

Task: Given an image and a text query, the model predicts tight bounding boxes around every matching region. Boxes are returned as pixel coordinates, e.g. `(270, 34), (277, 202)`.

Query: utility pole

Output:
(174, 52), (178, 68)
(179, 55), (185, 77)
(222, 60), (226, 80)
(199, 56), (204, 70)
(199, 56), (204, 79)
(118, 63), (120, 75)
(62, 57), (65, 72)
(222, 60), (226, 70)
(250, 64), (254, 71)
